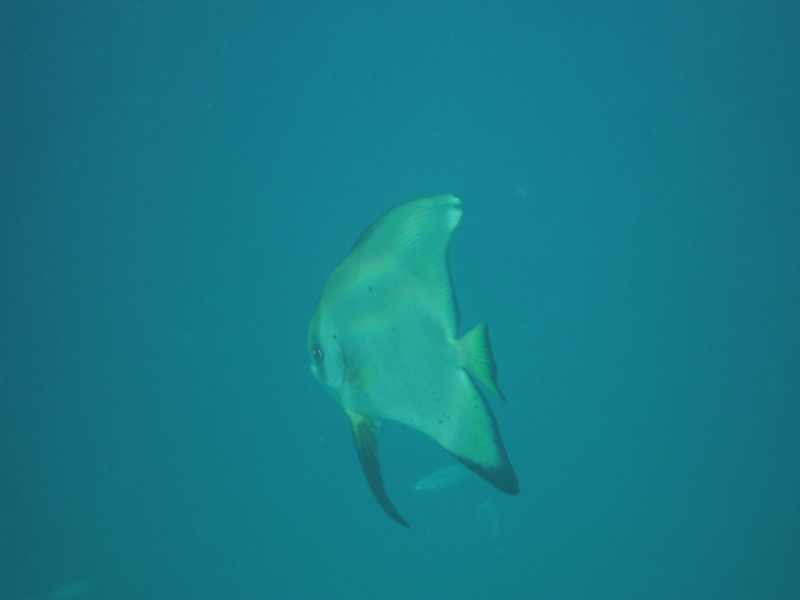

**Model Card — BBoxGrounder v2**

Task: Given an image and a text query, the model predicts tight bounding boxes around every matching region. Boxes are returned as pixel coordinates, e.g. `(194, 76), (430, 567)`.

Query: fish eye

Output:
(312, 345), (324, 362)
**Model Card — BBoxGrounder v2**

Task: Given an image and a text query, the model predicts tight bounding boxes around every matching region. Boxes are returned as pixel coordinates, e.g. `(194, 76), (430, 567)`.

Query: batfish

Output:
(308, 195), (518, 527)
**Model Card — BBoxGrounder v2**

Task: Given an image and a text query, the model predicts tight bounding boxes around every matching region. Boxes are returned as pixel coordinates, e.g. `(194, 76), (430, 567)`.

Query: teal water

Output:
(1, 2), (798, 598)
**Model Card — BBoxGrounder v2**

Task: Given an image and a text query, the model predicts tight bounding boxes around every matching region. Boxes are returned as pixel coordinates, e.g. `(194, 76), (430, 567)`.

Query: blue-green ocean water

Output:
(1, 2), (798, 598)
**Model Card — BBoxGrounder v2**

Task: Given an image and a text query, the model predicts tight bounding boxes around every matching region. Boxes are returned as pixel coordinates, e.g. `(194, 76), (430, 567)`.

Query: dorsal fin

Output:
(347, 195), (462, 337)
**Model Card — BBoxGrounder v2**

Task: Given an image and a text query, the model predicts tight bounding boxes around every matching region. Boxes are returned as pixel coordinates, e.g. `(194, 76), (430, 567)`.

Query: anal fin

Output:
(347, 411), (409, 528)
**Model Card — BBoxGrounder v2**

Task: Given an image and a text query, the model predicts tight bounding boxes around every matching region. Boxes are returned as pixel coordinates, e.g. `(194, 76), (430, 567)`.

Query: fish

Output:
(476, 499), (500, 541)
(308, 195), (518, 527)
(48, 580), (97, 600)
(413, 464), (473, 491)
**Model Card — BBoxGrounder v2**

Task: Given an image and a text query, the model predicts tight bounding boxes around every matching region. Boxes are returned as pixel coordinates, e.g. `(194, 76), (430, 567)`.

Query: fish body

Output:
(308, 195), (518, 526)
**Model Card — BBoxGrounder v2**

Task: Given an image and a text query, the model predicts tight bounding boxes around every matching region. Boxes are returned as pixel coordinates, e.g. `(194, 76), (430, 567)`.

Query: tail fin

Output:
(458, 323), (505, 401)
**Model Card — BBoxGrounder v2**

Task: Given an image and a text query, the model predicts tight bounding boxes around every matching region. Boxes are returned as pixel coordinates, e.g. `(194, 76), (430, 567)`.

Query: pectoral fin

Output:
(347, 411), (409, 527)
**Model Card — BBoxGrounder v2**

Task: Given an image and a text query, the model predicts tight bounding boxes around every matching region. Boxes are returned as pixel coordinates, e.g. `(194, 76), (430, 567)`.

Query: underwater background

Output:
(1, 1), (798, 598)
